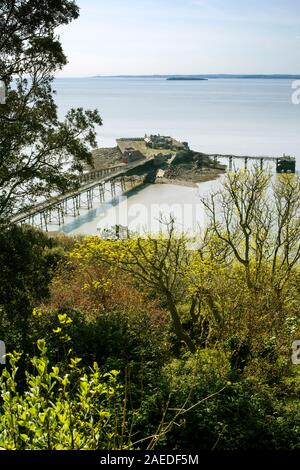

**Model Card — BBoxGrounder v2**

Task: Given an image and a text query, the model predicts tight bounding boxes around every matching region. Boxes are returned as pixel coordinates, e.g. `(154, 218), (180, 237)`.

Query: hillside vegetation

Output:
(1, 168), (300, 449)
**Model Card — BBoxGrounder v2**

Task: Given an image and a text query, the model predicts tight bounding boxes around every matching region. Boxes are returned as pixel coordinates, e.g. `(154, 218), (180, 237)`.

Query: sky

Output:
(56, 0), (300, 76)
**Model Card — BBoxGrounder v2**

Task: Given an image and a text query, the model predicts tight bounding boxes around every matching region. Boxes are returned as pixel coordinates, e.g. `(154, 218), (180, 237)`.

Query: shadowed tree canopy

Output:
(0, 0), (102, 219)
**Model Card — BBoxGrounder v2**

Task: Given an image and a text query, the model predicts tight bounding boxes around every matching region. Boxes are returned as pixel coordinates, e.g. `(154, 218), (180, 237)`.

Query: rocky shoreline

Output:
(90, 140), (227, 188)
(154, 151), (226, 187)
(156, 170), (223, 188)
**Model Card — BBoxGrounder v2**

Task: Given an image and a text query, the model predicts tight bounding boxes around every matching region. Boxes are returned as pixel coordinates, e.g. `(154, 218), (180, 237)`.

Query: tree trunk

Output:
(165, 290), (196, 354)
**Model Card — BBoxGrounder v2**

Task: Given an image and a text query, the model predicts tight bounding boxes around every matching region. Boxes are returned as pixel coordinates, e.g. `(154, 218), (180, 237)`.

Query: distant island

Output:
(92, 74), (300, 80)
(166, 77), (208, 81)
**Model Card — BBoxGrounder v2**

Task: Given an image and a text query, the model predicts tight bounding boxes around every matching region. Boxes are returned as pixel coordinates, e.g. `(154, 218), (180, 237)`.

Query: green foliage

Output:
(0, 224), (67, 351)
(1, 170), (300, 449)
(0, 339), (129, 450)
(68, 229), (202, 353)
(158, 353), (300, 450)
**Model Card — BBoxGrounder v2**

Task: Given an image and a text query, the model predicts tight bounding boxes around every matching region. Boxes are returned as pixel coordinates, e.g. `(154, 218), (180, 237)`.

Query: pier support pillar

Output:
(99, 183), (105, 202)
(87, 189), (93, 209)
(57, 204), (64, 226)
(72, 196), (80, 217)
(43, 212), (48, 232)
(111, 181), (116, 197)
(244, 157), (248, 170)
(121, 177), (126, 191)
(260, 158), (264, 170)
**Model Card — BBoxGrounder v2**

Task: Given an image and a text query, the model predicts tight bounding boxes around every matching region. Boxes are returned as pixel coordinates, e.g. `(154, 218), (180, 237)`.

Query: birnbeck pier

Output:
(10, 134), (296, 232)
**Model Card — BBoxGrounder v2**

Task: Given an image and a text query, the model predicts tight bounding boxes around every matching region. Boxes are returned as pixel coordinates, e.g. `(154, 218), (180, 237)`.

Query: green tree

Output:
(0, 0), (102, 219)
(69, 223), (206, 354)
(199, 168), (300, 370)
(201, 168), (300, 291)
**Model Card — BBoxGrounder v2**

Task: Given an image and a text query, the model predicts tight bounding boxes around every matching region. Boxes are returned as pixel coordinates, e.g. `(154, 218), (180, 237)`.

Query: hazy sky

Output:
(56, 0), (300, 76)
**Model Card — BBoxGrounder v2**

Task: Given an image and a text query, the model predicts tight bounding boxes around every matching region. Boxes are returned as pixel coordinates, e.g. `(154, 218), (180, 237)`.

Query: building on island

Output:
(144, 134), (188, 151)
(115, 135), (188, 162)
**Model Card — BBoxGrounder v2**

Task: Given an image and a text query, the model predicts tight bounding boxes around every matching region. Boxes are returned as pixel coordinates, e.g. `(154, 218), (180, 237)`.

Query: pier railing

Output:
(79, 164), (125, 183)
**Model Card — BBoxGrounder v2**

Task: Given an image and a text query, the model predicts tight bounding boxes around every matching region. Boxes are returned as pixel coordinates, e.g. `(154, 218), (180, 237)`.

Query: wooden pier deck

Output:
(11, 158), (154, 230)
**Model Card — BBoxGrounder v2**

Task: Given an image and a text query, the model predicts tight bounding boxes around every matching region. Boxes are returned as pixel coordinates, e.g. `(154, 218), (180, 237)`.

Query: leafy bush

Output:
(0, 339), (129, 450)
(160, 352), (297, 450)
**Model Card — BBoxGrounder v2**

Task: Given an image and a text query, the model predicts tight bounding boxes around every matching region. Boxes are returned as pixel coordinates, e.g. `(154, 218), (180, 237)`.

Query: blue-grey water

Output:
(50, 78), (300, 235)
(54, 77), (300, 163)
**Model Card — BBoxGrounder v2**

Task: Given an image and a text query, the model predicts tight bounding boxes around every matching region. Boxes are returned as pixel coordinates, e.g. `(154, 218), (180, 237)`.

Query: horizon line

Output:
(55, 73), (300, 79)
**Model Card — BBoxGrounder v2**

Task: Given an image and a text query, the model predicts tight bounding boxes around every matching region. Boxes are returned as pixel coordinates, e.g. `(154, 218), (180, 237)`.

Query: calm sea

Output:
(54, 77), (300, 166)
(51, 77), (300, 235)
